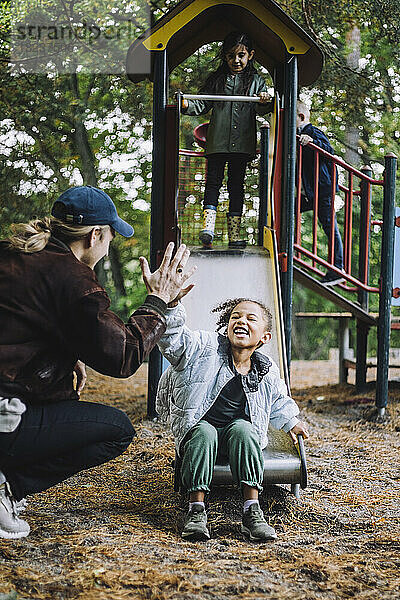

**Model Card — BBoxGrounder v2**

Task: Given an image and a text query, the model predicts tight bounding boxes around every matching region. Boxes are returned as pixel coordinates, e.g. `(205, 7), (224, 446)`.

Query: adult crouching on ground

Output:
(0, 185), (195, 539)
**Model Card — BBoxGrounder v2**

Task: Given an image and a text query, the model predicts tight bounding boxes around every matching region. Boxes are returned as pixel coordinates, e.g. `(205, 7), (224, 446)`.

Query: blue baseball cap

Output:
(51, 186), (134, 238)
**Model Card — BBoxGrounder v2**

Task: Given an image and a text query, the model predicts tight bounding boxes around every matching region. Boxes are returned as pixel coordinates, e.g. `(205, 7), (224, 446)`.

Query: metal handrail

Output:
(295, 136), (384, 294)
(299, 139), (384, 185)
(182, 93), (264, 102)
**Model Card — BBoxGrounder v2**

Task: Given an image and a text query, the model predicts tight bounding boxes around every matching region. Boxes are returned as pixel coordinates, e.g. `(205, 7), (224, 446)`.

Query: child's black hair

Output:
(201, 31), (258, 96)
(212, 298), (273, 334)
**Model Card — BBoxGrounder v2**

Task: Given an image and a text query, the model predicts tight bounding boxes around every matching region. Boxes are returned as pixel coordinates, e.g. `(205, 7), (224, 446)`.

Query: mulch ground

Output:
(0, 363), (399, 600)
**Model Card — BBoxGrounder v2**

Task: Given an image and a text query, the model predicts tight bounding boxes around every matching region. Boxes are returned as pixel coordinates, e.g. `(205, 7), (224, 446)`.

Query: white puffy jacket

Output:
(156, 304), (299, 455)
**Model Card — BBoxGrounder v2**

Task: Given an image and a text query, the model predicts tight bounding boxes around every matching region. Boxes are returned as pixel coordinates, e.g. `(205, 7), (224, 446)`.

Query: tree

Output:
(0, 0), (156, 314)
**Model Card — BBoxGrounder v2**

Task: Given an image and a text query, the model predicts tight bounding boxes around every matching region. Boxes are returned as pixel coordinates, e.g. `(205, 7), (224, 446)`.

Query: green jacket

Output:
(183, 72), (272, 157)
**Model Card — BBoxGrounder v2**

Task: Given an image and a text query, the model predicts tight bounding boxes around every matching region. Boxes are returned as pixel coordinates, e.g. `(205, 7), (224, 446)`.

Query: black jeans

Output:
(204, 153), (249, 214)
(0, 400), (135, 500)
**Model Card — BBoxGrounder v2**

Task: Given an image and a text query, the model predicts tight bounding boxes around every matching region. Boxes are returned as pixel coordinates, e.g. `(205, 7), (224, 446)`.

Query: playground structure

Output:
(126, 0), (396, 436)
(176, 130), (397, 407)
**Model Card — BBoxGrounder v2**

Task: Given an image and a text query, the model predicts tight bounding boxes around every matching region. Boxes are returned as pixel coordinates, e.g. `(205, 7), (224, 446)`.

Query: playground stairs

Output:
(293, 265), (376, 326)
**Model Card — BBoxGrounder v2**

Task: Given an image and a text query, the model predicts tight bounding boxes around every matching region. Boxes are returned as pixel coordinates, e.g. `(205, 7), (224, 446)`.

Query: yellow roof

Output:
(126, 0), (323, 86)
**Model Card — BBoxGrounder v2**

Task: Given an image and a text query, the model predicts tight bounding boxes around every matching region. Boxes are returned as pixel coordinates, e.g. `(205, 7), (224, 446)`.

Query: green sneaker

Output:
(241, 504), (277, 542)
(182, 505), (210, 541)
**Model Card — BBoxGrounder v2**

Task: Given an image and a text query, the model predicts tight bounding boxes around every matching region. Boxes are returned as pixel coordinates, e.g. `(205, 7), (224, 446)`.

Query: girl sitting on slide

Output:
(156, 297), (309, 542)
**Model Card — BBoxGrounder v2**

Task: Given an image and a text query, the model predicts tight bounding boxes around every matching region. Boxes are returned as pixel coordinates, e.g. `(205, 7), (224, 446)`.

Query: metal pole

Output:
(258, 124), (269, 245)
(281, 56), (298, 369)
(376, 153), (397, 415)
(182, 93), (263, 102)
(356, 165), (372, 392)
(339, 317), (350, 384)
(148, 50), (168, 419)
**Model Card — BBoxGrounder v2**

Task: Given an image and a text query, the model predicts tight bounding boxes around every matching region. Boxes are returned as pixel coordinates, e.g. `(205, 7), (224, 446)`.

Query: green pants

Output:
(180, 419), (264, 493)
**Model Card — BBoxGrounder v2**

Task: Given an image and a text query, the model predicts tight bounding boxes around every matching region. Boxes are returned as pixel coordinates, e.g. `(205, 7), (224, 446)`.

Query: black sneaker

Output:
(241, 504), (277, 542)
(181, 505), (210, 541)
(320, 270), (345, 286)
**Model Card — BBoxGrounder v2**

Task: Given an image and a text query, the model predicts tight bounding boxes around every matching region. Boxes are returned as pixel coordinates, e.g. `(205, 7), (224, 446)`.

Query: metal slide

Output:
(182, 246), (286, 377)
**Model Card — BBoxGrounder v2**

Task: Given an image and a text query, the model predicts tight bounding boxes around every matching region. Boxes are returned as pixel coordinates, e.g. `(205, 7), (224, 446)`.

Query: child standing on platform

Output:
(181, 31), (273, 249)
(156, 297), (308, 542)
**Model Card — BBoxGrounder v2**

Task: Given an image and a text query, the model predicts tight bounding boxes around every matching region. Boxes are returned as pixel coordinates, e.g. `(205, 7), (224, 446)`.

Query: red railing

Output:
(294, 137), (384, 294)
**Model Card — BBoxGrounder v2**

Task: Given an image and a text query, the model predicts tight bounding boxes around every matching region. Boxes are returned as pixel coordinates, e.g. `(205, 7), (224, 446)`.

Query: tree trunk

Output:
(109, 245), (127, 297)
(345, 25), (361, 167)
(69, 73), (108, 287)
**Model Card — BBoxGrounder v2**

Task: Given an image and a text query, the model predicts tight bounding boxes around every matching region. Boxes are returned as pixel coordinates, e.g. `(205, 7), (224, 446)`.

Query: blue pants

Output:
(0, 400), (135, 500)
(301, 193), (343, 270)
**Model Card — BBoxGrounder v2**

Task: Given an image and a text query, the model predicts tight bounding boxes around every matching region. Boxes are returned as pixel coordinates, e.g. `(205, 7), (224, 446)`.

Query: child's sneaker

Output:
(181, 505), (210, 541)
(241, 504), (277, 542)
(198, 230), (214, 248)
(0, 483), (30, 539)
(320, 269), (345, 286)
(199, 207), (217, 249)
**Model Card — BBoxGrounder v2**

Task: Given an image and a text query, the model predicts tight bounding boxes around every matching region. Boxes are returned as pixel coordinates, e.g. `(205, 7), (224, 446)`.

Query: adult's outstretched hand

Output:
(139, 243), (196, 305)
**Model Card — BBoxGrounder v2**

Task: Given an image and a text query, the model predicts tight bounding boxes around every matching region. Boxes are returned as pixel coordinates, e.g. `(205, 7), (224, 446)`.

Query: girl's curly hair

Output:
(212, 298), (272, 333)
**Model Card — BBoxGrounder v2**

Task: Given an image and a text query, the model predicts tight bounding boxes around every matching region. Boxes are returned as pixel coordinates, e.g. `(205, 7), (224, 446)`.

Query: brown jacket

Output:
(0, 237), (166, 403)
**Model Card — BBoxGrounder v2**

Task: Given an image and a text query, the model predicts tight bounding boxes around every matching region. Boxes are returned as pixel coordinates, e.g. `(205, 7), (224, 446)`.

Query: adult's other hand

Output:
(74, 360), (87, 396)
(139, 243), (196, 305)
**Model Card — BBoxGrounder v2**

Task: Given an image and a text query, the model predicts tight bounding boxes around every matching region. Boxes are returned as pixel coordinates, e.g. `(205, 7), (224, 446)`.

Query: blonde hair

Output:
(7, 217), (109, 253)
(297, 101), (311, 119)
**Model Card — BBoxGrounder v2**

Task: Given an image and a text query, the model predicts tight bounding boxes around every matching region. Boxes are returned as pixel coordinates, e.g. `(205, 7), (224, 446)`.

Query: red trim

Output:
(295, 143), (302, 247)
(279, 252), (288, 272)
(328, 160), (336, 265)
(274, 109), (284, 247)
(312, 151), (319, 267)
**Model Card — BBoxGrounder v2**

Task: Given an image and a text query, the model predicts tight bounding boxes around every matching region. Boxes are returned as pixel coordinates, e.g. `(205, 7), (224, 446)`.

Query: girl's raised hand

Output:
(259, 92), (272, 104)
